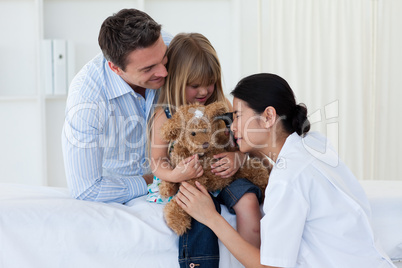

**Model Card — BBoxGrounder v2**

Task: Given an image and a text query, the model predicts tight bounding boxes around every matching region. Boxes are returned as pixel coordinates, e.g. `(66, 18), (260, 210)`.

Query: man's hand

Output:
(143, 174), (154, 185)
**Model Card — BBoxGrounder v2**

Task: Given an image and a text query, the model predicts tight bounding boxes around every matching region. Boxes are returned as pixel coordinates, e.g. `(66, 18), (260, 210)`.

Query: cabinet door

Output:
(0, 1), (37, 97)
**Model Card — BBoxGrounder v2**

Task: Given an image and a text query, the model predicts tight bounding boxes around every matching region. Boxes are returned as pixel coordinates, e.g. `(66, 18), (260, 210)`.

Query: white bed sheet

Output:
(0, 181), (401, 267)
(359, 180), (402, 262)
(0, 183), (242, 268)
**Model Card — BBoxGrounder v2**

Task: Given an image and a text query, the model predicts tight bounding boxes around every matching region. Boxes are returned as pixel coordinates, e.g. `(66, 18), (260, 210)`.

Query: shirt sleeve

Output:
(61, 95), (147, 204)
(260, 180), (309, 267)
(161, 30), (173, 46)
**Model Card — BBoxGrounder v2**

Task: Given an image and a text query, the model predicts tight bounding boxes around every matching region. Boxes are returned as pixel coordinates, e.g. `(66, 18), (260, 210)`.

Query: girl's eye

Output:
(191, 85), (199, 89)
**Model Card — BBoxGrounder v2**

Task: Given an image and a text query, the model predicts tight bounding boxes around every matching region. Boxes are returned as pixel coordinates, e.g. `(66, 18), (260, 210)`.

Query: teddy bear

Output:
(158, 101), (270, 236)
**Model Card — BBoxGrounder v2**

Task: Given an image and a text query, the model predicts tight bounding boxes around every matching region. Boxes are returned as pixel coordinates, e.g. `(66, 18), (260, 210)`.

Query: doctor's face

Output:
(231, 97), (269, 154)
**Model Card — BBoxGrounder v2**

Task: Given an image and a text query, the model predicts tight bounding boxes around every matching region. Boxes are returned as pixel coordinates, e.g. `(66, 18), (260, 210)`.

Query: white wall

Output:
(373, 0), (402, 181)
(0, 0), (401, 187)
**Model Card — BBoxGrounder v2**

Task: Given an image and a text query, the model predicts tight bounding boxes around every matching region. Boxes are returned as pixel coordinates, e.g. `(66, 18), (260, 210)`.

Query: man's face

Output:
(110, 35), (168, 90)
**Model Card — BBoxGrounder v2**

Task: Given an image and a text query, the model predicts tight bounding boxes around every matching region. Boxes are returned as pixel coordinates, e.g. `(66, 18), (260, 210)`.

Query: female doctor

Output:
(176, 73), (395, 268)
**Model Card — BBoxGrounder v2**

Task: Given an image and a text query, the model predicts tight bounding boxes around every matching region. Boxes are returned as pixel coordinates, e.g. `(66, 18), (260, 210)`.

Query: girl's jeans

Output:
(178, 178), (263, 268)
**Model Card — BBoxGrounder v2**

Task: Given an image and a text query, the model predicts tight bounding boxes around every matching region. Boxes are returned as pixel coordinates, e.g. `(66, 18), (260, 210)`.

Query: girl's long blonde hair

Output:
(147, 33), (227, 158)
(158, 32), (226, 111)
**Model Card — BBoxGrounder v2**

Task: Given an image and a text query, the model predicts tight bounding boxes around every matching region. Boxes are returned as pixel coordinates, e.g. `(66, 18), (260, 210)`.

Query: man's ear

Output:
(108, 61), (123, 76)
(263, 106), (277, 128)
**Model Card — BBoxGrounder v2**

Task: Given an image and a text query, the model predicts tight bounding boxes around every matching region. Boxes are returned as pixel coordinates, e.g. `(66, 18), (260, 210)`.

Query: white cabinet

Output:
(0, 0), (38, 98)
(1, 0), (43, 185)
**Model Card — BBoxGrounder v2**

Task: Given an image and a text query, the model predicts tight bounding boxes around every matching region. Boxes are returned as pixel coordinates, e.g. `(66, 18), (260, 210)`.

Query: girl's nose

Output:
(198, 86), (207, 95)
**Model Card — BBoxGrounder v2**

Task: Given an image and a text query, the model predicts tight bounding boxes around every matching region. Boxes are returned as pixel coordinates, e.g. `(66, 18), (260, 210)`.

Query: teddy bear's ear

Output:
(160, 112), (184, 141)
(205, 101), (229, 119)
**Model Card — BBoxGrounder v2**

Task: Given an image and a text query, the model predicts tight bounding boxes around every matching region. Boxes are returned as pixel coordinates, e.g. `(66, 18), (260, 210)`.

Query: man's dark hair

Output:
(98, 9), (161, 71)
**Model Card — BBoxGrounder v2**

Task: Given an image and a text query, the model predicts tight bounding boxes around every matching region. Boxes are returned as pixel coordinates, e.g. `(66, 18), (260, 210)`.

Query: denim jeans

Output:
(178, 193), (221, 268)
(178, 178), (262, 268)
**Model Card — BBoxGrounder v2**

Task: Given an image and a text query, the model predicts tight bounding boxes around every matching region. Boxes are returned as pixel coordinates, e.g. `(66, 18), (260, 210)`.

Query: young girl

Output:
(176, 73), (396, 268)
(148, 33), (263, 268)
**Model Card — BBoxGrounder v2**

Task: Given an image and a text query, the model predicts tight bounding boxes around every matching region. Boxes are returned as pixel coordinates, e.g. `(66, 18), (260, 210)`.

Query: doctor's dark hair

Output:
(231, 73), (310, 136)
(98, 8), (161, 71)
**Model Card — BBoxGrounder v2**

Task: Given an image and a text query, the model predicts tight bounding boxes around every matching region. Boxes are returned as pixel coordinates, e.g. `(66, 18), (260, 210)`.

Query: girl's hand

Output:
(211, 152), (246, 178)
(176, 181), (220, 226)
(172, 154), (203, 182)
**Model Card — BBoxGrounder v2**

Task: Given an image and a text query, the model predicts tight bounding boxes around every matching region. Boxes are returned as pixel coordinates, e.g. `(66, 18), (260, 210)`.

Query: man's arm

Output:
(61, 96), (149, 203)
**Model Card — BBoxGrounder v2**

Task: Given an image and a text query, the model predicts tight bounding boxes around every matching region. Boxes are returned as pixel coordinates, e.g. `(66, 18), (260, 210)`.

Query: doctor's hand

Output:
(176, 181), (220, 227)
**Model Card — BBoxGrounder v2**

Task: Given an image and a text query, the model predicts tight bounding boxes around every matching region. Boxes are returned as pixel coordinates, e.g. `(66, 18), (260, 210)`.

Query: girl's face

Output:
(231, 97), (269, 154)
(185, 83), (215, 104)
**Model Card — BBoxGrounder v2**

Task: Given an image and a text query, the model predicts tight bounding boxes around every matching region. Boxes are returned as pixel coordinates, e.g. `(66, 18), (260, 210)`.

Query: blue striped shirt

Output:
(62, 33), (172, 203)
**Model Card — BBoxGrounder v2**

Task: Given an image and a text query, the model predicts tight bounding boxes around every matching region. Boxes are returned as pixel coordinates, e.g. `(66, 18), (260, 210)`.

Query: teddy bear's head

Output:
(161, 102), (231, 156)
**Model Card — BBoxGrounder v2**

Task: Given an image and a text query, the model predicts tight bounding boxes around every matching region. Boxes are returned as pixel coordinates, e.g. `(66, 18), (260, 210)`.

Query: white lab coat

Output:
(260, 132), (395, 268)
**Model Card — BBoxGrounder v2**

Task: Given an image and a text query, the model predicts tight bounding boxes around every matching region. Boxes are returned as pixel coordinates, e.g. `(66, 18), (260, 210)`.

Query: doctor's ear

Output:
(263, 106), (277, 128)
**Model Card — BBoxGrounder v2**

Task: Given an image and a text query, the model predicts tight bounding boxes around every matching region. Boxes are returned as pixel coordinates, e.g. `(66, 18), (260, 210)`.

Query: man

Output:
(62, 9), (172, 203)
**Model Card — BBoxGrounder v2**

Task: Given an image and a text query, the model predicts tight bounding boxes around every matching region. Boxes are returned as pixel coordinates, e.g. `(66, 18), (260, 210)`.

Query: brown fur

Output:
(159, 102), (270, 235)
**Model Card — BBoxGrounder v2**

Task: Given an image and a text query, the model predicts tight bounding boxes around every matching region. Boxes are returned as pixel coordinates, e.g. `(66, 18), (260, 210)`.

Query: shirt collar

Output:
(276, 132), (300, 163)
(104, 58), (135, 100)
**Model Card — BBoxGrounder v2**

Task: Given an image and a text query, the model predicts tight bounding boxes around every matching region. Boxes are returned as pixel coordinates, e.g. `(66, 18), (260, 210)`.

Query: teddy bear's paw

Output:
(159, 182), (179, 198)
(170, 219), (191, 236)
(164, 200), (192, 235)
(165, 214), (191, 236)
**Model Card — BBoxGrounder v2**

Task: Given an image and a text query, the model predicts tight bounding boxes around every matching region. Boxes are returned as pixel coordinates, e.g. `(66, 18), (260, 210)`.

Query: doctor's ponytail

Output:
(231, 73), (310, 136)
(290, 104), (310, 136)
